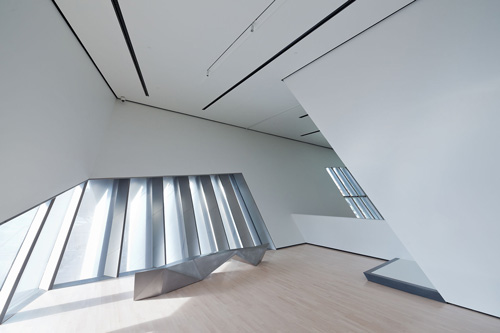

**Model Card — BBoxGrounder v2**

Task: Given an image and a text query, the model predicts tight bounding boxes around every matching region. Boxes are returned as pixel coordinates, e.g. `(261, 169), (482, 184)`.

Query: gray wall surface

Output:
(293, 215), (412, 260)
(91, 101), (355, 247)
(0, 0), (116, 222)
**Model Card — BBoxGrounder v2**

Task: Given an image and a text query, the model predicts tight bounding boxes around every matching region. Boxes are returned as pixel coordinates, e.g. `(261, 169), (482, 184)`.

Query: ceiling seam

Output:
(245, 104), (301, 129)
(126, 100), (332, 150)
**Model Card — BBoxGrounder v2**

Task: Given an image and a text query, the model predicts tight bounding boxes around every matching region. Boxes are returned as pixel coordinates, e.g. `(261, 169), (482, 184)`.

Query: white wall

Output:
(284, 0), (500, 317)
(91, 101), (355, 247)
(0, 0), (116, 223)
(292, 215), (412, 260)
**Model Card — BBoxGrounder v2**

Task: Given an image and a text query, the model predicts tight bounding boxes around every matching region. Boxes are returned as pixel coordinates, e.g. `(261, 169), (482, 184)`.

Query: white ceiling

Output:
(54, 0), (413, 148)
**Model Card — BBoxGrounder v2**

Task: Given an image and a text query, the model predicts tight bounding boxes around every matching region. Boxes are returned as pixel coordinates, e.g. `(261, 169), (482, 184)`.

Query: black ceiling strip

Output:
(51, 0), (117, 99)
(202, 0), (356, 110)
(127, 100), (331, 149)
(111, 0), (149, 97)
(301, 130), (320, 137)
(299, 114), (309, 119)
(282, 0), (417, 81)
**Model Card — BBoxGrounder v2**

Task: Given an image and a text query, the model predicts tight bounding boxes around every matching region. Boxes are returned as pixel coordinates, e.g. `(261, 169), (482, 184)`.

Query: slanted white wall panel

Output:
(284, 0), (500, 317)
(0, 0), (115, 223)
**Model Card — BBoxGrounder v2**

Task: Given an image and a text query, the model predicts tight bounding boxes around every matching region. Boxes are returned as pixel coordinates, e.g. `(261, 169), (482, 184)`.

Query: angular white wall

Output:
(0, 0), (116, 223)
(91, 101), (355, 247)
(284, 0), (500, 317)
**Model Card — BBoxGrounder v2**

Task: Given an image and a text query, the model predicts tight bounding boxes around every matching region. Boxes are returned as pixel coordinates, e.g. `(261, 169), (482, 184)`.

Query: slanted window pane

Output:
(353, 197), (374, 219)
(327, 167), (383, 220)
(340, 168), (365, 196)
(333, 167), (357, 196)
(345, 197), (364, 219)
(120, 178), (153, 273)
(55, 179), (113, 285)
(7, 185), (81, 317)
(361, 197), (383, 220)
(327, 168), (349, 196)
(0, 208), (38, 290)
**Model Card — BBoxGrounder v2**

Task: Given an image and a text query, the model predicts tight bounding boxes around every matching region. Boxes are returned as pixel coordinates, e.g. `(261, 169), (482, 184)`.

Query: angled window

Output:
(327, 167), (383, 220)
(0, 208), (38, 290)
(55, 180), (114, 285)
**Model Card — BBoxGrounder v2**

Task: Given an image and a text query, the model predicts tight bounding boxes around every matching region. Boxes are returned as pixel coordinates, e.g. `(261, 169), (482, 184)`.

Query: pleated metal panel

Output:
(103, 179), (129, 277)
(200, 175), (229, 251)
(120, 178), (153, 274)
(189, 176), (217, 255)
(210, 175), (242, 249)
(229, 175), (261, 245)
(163, 177), (188, 263)
(176, 177), (201, 258)
(218, 175), (254, 247)
(151, 177), (165, 267)
(232, 174), (275, 249)
(55, 179), (114, 285)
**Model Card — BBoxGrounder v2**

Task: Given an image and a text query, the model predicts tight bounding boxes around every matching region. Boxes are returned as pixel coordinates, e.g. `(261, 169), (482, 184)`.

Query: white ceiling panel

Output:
(55, 0), (142, 98)
(54, 0), (414, 148)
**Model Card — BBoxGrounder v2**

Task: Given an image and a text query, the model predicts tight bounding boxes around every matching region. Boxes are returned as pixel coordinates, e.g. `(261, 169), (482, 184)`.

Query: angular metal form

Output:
(234, 244), (268, 266)
(193, 251), (235, 279)
(134, 269), (166, 301)
(134, 244), (268, 301)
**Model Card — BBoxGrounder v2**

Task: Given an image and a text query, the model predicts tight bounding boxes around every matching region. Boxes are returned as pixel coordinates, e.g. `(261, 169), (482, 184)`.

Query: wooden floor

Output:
(2, 244), (499, 332)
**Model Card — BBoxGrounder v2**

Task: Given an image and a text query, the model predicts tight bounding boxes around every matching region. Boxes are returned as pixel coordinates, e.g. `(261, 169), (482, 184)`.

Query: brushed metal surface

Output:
(200, 175), (230, 251)
(234, 244), (267, 266)
(177, 177), (201, 258)
(104, 179), (129, 278)
(193, 251), (235, 279)
(151, 177), (166, 267)
(219, 175), (254, 247)
(232, 174), (275, 249)
(134, 244), (268, 301)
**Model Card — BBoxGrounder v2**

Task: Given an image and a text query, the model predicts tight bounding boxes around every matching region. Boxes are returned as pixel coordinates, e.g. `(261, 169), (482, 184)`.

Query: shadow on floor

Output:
(4, 290), (134, 324)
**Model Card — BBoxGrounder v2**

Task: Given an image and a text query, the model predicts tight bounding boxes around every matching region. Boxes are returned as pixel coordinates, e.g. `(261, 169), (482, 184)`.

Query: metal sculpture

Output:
(133, 244), (268, 300)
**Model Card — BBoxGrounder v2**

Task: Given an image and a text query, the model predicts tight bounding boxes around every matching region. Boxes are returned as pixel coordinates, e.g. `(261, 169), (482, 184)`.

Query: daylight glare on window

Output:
(327, 167), (383, 220)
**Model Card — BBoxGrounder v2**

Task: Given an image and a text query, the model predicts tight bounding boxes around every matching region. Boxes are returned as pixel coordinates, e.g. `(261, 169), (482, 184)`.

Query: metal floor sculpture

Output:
(134, 244), (268, 300)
